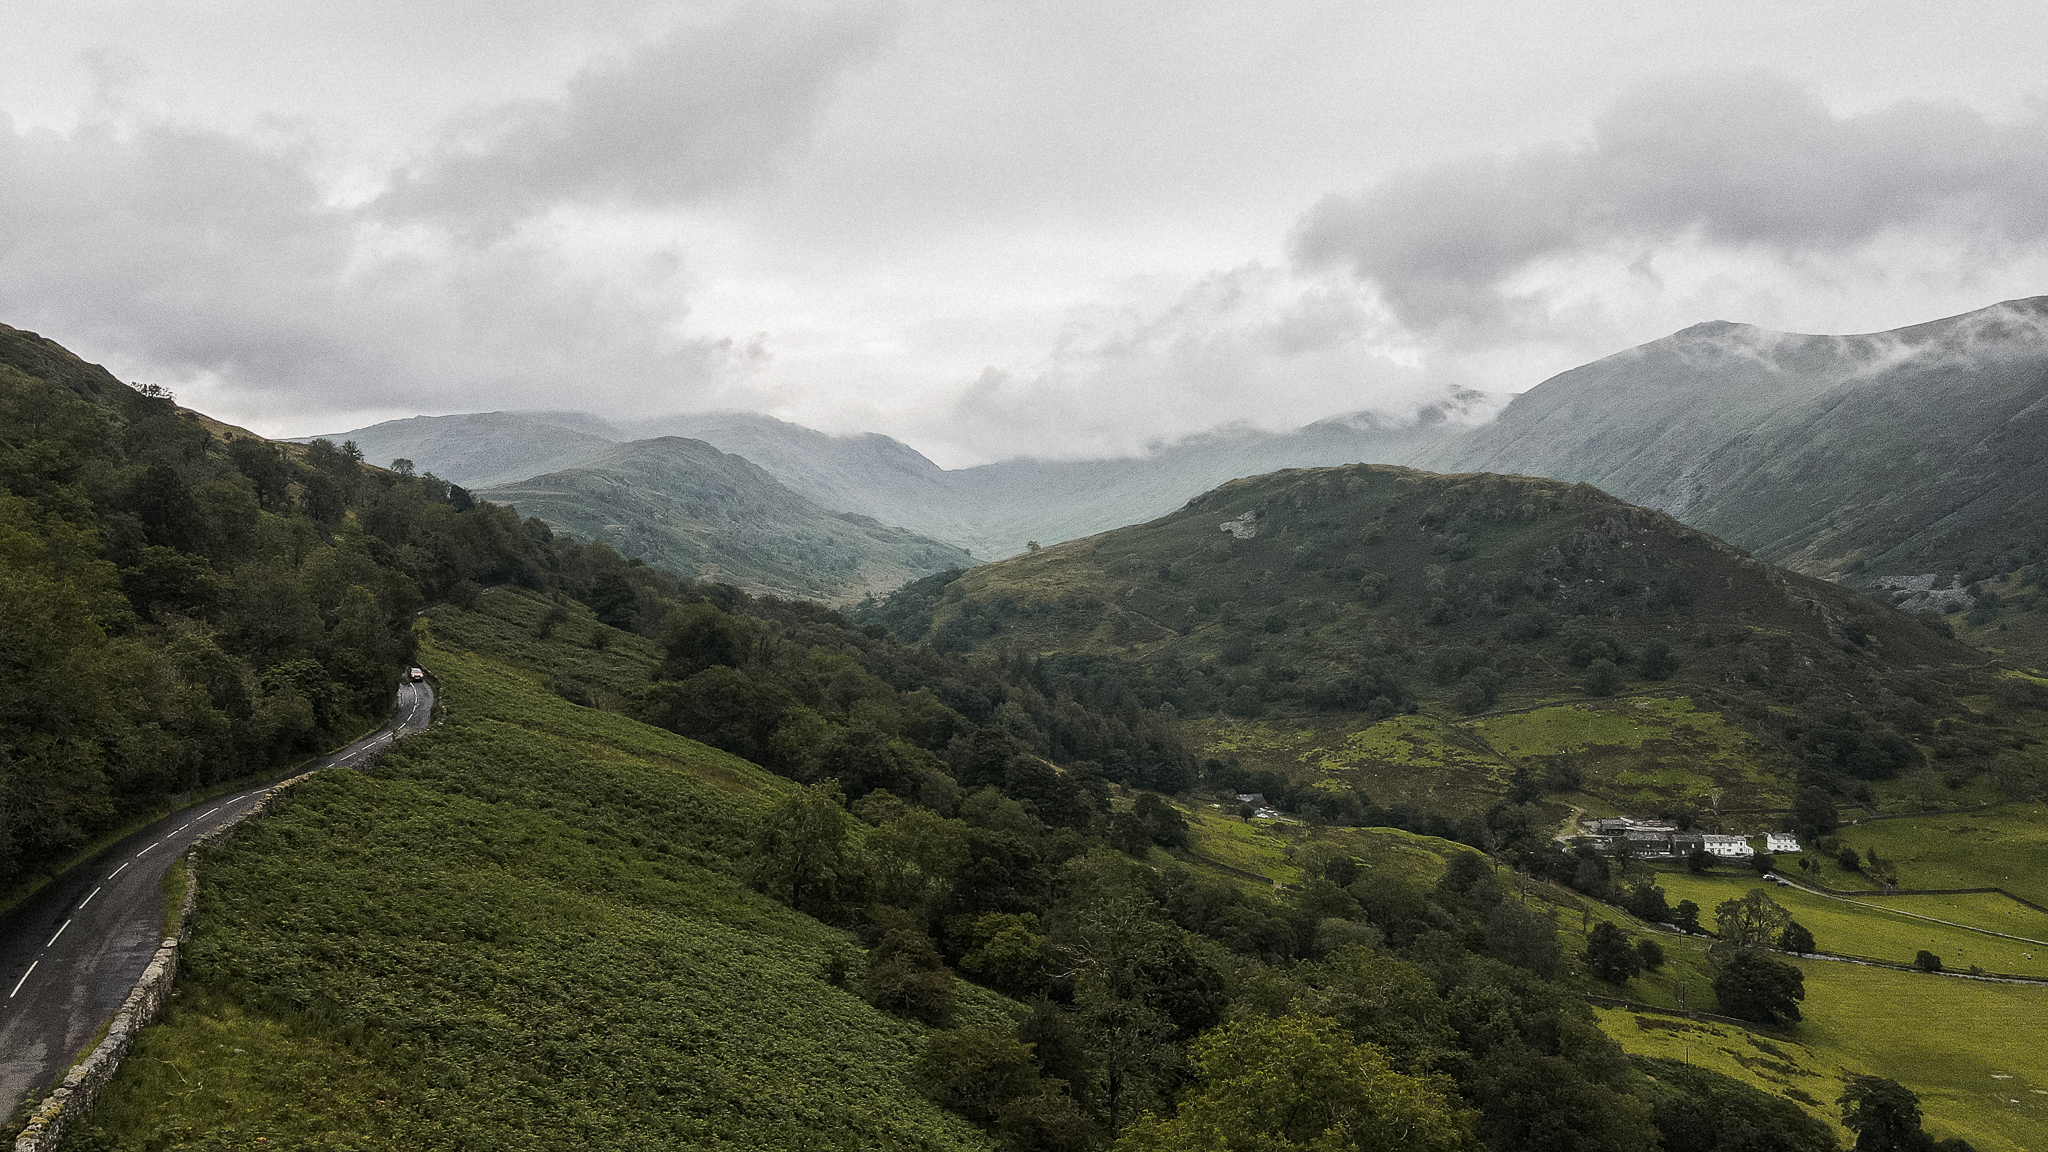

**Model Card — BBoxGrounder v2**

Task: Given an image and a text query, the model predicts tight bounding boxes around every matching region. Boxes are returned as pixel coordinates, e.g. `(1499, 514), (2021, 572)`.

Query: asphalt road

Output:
(0, 678), (433, 1123)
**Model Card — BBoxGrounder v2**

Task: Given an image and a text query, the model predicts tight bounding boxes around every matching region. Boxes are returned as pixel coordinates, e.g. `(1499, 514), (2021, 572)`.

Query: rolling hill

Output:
(314, 393), (1498, 561)
(476, 436), (974, 604)
(312, 297), (2048, 586)
(868, 463), (2036, 821)
(296, 410), (620, 489)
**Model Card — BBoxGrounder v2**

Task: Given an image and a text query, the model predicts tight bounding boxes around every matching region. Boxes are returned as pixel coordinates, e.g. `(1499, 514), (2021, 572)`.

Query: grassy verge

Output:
(0, 717), (386, 922)
(71, 632), (998, 1152)
(158, 857), (188, 940)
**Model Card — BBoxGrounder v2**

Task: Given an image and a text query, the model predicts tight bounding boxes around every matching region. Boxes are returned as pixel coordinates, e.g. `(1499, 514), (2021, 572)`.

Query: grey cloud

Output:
(1290, 73), (2048, 331)
(382, 4), (897, 224)
(0, 110), (744, 423)
(916, 264), (1454, 462)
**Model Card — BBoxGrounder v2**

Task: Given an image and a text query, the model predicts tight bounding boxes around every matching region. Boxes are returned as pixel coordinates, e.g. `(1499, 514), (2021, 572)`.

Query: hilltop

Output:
(868, 464), (2035, 821)
(319, 298), (2048, 584)
(313, 394), (1497, 561)
(1422, 298), (2048, 584)
(477, 436), (974, 605)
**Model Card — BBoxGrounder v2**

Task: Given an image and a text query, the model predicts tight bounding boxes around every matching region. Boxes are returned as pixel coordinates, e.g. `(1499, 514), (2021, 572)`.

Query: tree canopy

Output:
(1112, 1014), (1476, 1152)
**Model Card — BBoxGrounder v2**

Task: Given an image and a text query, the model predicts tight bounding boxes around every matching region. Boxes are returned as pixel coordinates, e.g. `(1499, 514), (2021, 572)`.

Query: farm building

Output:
(1701, 834), (1753, 858)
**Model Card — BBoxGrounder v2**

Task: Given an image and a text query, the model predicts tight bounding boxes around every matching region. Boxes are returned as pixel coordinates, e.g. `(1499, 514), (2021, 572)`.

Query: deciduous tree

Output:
(1112, 1014), (1476, 1152)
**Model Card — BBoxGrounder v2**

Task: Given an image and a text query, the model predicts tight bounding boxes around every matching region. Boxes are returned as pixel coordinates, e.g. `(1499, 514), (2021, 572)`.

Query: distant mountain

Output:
(295, 412), (618, 489)
(307, 296), (2048, 588)
(310, 392), (1500, 561)
(1420, 298), (2048, 583)
(476, 437), (974, 604)
(934, 398), (1494, 558)
(894, 462), (1970, 692)
(627, 411), (969, 545)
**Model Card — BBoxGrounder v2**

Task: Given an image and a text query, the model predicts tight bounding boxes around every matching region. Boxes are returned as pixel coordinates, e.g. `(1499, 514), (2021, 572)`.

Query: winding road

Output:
(0, 679), (433, 1124)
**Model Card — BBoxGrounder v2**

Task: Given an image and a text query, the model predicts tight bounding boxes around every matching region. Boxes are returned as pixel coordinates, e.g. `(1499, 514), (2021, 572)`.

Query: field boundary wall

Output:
(10, 768), (320, 1152)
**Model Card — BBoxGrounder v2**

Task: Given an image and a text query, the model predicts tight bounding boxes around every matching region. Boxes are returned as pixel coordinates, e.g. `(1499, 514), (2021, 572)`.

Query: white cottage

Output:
(1701, 833), (1753, 858)
(1765, 832), (1800, 854)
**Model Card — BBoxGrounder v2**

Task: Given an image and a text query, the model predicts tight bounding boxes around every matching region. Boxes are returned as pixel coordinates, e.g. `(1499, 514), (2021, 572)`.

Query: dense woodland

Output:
(0, 324), (679, 893)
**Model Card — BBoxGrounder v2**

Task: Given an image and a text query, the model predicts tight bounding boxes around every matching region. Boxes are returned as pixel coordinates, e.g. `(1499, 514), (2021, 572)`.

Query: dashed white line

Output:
(107, 863), (130, 880)
(174, 824), (190, 834)
(45, 920), (70, 948)
(8, 962), (36, 998)
(78, 886), (102, 910)
(134, 841), (161, 858)
(200, 807), (220, 818)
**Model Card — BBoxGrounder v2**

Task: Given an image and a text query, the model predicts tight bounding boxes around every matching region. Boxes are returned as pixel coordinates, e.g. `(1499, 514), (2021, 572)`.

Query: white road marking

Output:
(107, 863), (129, 880)
(200, 807), (221, 818)
(174, 824), (190, 834)
(45, 920), (70, 948)
(8, 962), (36, 998)
(78, 886), (102, 910)
(134, 841), (161, 858)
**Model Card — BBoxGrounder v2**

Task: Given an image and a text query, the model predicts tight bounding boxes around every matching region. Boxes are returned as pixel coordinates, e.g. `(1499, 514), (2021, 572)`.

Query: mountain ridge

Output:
(475, 435), (974, 604)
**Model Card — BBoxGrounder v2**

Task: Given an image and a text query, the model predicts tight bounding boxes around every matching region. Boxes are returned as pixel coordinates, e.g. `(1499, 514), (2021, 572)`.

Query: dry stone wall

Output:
(11, 769), (319, 1152)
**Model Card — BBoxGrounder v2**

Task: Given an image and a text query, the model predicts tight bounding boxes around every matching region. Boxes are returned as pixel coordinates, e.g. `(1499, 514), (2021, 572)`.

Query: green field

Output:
(1839, 804), (2048, 908)
(1857, 889), (2048, 941)
(73, 632), (1001, 1151)
(1588, 922), (2048, 1151)
(1651, 870), (2048, 978)
(1596, 955), (2048, 1152)
(1182, 805), (1304, 885)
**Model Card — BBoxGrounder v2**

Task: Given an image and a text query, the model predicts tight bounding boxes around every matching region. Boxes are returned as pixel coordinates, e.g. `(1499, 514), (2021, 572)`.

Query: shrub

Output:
(1914, 950), (1943, 973)
(913, 1027), (1041, 1123)
(865, 925), (956, 1025)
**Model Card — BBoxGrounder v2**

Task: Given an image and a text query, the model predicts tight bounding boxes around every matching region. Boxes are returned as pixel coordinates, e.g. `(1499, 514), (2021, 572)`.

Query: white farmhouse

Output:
(1765, 832), (1800, 854)
(1701, 833), (1753, 858)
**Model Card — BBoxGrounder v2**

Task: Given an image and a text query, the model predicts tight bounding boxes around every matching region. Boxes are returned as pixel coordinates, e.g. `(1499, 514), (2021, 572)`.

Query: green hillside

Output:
(1422, 298), (2048, 585)
(873, 464), (2031, 828)
(0, 322), (573, 903)
(70, 632), (1003, 1151)
(479, 436), (975, 604)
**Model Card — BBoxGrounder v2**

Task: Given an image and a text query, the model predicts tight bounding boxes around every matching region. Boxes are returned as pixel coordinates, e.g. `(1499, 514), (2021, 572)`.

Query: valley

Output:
(7, 307), (2048, 1152)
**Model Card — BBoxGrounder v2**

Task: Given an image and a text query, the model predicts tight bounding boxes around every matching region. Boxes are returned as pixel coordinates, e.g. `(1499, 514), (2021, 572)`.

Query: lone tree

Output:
(750, 780), (866, 920)
(1687, 847), (1716, 874)
(1712, 949), (1805, 1024)
(1838, 1075), (1929, 1152)
(1671, 900), (1703, 934)
(1778, 921), (1817, 955)
(1585, 921), (1642, 984)
(1914, 950), (1944, 973)
(1714, 889), (1794, 950)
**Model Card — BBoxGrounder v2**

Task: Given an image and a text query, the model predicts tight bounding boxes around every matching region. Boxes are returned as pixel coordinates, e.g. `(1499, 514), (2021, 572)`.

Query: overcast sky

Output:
(6, 1), (2048, 465)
